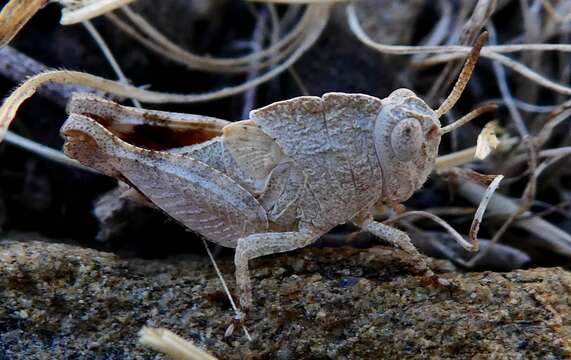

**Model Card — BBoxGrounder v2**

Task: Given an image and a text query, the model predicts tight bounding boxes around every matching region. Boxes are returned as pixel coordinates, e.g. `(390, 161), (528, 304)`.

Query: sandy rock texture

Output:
(0, 238), (570, 359)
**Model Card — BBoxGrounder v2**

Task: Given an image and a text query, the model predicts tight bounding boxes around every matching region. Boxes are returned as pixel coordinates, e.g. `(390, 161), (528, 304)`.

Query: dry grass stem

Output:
(385, 211), (477, 251)
(541, 0), (571, 23)
(0, 0), (47, 47)
(82, 19), (141, 108)
(139, 327), (218, 360)
(246, 0), (348, 3)
(435, 136), (518, 170)
(488, 22), (528, 136)
(426, 0), (497, 103)
(60, 0), (137, 25)
(467, 174), (504, 251)
(348, 4), (571, 95)
(464, 141), (538, 267)
(104, 4), (322, 74)
(202, 240), (252, 342)
(0, 5), (330, 141)
(458, 180), (571, 258)
(4, 131), (95, 172)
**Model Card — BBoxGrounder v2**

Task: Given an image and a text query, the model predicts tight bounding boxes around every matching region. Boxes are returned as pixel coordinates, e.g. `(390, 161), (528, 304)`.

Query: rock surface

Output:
(0, 238), (570, 359)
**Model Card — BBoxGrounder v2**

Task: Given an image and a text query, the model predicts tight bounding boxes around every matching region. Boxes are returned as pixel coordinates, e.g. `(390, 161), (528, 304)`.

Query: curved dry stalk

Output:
(202, 239), (251, 341)
(463, 140), (537, 267)
(467, 174), (504, 251)
(426, 0), (497, 104)
(534, 152), (571, 177)
(537, 146), (571, 158)
(541, 0), (571, 23)
(106, 3), (317, 74)
(459, 0), (497, 48)
(279, 3), (303, 30)
(4, 131), (95, 172)
(0, 5), (330, 141)
(0, 0), (48, 47)
(60, 0), (137, 25)
(415, 53), (571, 96)
(2, 18), (140, 172)
(458, 179), (571, 258)
(348, 5), (571, 55)
(266, 3), (280, 45)
(241, 5), (274, 118)
(488, 22), (528, 137)
(411, 43), (571, 63)
(0, 0), (143, 47)
(139, 327), (217, 360)
(489, 98), (557, 113)
(522, 199), (571, 221)
(350, 4), (571, 55)
(120, 5), (309, 69)
(246, 0), (348, 3)
(385, 211), (476, 251)
(486, 51), (571, 95)
(387, 174), (503, 253)
(347, 5), (472, 56)
(347, 4), (571, 95)
(535, 98), (571, 147)
(434, 136), (517, 170)
(412, 0), (453, 62)
(518, 0), (542, 103)
(82, 19), (141, 108)
(0, 46), (108, 106)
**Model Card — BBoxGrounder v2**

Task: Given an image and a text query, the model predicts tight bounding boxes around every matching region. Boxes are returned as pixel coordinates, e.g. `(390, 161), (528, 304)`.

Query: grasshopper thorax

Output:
(374, 89), (442, 204)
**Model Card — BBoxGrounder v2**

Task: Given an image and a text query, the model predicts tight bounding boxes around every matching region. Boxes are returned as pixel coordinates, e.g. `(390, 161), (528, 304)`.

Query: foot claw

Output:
(224, 311), (247, 338)
(425, 273), (457, 291)
(434, 275), (451, 287)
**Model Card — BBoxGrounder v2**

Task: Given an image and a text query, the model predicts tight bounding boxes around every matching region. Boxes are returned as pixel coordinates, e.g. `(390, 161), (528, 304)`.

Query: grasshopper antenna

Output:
(439, 103), (498, 135)
(435, 32), (488, 125)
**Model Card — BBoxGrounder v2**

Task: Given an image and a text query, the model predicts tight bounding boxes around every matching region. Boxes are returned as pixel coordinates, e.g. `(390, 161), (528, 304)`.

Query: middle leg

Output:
(234, 223), (323, 312)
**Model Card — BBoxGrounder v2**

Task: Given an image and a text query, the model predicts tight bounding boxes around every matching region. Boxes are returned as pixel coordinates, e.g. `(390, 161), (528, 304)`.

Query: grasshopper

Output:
(1, 33), (493, 313)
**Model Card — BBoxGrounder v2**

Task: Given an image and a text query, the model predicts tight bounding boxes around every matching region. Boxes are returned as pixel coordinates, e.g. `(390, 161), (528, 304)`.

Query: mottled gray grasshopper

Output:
(1, 33), (494, 313)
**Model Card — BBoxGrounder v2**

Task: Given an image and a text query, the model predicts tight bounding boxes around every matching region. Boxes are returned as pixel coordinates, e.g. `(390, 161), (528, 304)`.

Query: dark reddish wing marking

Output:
(83, 112), (221, 151)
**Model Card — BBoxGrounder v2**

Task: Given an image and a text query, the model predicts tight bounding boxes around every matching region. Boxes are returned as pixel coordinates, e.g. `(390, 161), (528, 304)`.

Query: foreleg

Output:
(356, 216), (450, 286)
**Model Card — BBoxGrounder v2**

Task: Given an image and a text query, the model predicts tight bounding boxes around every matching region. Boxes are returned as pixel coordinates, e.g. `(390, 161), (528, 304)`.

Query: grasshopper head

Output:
(374, 32), (489, 204)
(374, 89), (442, 203)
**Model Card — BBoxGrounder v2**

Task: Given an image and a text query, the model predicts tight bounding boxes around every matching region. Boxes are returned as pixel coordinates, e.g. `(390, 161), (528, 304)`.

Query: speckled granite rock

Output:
(0, 239), (570, 359)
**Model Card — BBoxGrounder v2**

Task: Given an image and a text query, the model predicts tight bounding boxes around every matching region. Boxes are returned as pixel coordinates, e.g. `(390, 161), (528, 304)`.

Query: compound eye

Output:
(390, 118), (423, 162)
